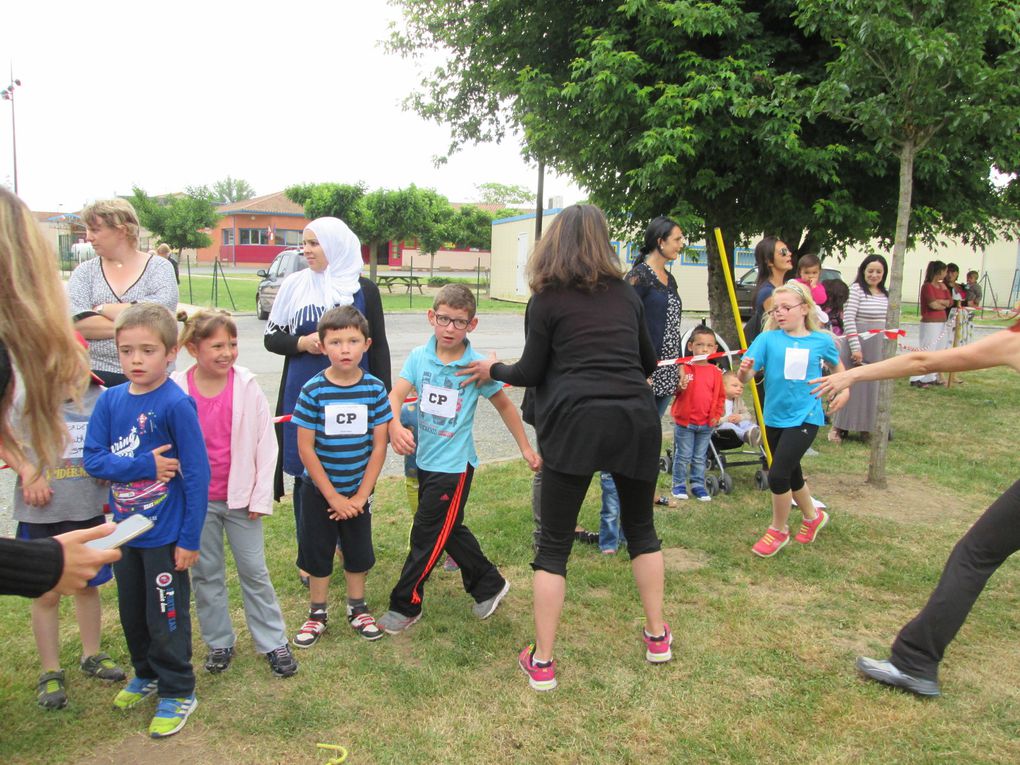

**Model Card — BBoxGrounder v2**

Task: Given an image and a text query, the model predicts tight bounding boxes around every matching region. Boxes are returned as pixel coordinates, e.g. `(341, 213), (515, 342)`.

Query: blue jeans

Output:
(673, 424), (713, 492)
(598, 472), (626, 552)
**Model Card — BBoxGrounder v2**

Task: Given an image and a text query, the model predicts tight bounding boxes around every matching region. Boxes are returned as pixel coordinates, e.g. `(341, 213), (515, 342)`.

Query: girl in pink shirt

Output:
(173, 310), (297, 679)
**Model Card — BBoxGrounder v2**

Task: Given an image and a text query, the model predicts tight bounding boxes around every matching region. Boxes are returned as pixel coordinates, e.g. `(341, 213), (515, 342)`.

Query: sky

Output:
(1, 1), (583, 213)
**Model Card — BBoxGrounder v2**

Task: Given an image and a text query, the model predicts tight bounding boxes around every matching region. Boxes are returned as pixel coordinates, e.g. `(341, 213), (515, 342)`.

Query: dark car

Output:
(734, 266), (843, 320)
(256, 249), (308, 319)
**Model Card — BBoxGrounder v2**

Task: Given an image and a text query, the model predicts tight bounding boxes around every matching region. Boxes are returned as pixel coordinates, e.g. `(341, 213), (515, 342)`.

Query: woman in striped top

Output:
(829, 255), (890, 442)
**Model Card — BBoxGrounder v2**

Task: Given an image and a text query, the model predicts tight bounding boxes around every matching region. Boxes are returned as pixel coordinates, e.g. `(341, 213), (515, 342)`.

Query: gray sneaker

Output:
(472, 580), (510, 620)
(37, 670), (68, 710)
(80, 652), (127, 682)
(377, 610), (422, 635)
(855, 656), (941, 697)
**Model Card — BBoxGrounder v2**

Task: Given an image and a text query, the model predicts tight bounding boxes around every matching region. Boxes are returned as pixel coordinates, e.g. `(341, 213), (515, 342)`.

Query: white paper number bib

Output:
(63, 422), (88, 459)
(784, 347), (810, 381)
(419, 383), (459, 419)
(324, 404), (368, 435)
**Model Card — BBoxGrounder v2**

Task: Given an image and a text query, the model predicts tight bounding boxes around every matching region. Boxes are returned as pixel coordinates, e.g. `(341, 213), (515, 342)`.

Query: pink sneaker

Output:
(795, 509), (829, 544)
(751, 527), (790, 558)
(643, 623), (673, 663)
(518, 644), (557, 691)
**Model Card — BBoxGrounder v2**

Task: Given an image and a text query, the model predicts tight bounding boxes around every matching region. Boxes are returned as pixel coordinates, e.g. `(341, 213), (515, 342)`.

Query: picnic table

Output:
(377, 274), (425, 294)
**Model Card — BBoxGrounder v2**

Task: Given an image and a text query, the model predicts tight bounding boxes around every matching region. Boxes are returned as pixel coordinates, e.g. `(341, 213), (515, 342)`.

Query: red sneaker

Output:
(795, 509), (829, 544)
(518, 644), (557, 691)
(642, 623), (673, 663)
(751, 528), (790, 558)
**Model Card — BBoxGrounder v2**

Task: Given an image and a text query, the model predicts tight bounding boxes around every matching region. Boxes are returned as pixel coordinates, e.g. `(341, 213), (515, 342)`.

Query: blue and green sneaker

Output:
(112, 677), (158, 710)
(149, 694), (198, 738)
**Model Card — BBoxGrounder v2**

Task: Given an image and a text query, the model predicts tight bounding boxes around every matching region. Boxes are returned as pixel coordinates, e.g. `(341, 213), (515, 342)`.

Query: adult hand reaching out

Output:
(52, 523), (122, 595)
(458, 352), (498, 387)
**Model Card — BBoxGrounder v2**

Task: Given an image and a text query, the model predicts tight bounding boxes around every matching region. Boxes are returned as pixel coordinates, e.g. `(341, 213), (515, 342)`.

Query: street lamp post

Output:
(1, 72), (21, 195)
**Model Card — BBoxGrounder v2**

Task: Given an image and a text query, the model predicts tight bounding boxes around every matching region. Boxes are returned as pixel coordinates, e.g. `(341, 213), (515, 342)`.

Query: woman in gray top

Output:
(67, 199), (178, 385)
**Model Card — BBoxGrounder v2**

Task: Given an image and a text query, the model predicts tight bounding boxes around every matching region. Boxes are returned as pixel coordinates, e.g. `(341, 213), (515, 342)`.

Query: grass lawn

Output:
(2, 371), (1019, 763)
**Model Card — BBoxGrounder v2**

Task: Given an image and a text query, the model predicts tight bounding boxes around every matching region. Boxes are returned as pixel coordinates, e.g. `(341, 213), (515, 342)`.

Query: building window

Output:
(222, 229), (234, 245)
(238, 228), (271, 245)
(273, 229), (301, 246)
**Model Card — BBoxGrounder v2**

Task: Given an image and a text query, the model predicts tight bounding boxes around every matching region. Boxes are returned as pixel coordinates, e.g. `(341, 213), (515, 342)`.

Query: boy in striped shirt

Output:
(291, 306), (392, 647)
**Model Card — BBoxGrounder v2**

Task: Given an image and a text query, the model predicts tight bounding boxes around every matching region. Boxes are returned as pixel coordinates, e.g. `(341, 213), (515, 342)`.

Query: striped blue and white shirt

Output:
(292, 371), (392, 494)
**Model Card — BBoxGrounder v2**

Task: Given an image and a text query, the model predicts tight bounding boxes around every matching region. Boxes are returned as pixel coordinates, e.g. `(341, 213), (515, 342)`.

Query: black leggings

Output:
(765, 424), (818, 495)
(532, 466), (661, 577)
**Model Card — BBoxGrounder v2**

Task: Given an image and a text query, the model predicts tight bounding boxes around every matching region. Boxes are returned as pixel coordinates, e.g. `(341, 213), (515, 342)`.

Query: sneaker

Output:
(442, 556), (460, 572)
(690, 486), (711, 502)
(149, 694), (198, 738)
(347, 606), (384, 641)
(747, 425), (763, 449)
(804, 447), (820, 457)
(518, 644), (557, 691)
(113, 676), (159, 710)
(855, 656), (941, 697)
(671, 485), (689, 501)
(472, 579), (510, 619)
(795, 509), (830, 544)
(294, 610), (328, 648)
(751, 527), (790, 558)
(37, 670), (68, 710)
(203, 646), (234, 674)
(573, 530), (599, 545)
(266, 644), (298, 678)
(377, 610), (422, 635)
(643, 623), (673, 663)
(80, 652), (126, 682)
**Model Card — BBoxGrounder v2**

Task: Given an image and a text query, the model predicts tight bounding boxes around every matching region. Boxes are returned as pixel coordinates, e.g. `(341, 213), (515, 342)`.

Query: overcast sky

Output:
(1, 1), (583, 213)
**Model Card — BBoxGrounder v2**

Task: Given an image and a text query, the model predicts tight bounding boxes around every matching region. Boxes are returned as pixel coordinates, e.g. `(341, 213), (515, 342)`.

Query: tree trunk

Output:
(705, 226), (739, 350)
(868, 138), (916, 488)
(429, 251), (436, 279)
(368, 238), (379, 282)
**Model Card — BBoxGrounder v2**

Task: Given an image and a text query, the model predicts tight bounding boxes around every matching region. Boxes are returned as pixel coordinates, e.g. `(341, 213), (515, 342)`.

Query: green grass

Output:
(2, 372), (1019, 762)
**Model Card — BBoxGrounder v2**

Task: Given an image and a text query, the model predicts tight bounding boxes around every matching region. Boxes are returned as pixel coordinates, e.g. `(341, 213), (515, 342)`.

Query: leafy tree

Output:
(389, 1), (1015, 346)
(449, 205), (494, 249)
(403, 187), (456, 277)
(211, 176), (256, 203)
(130, 187), (220, 256)
(797, 0), (1020, 485)
(358, 188), (422, 281)
(475, 181), (532, 207)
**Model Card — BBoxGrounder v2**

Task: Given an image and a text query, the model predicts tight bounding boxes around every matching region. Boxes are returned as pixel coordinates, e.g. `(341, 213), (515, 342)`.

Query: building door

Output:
(516, 232), (529, 296)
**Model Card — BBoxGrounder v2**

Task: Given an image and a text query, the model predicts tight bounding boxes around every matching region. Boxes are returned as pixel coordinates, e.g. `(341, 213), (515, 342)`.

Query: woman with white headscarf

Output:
(264, 218), (391, 582)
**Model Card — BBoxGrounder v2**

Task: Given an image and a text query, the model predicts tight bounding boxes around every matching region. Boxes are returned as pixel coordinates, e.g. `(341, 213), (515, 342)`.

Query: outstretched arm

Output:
(489, 390), (541, 471)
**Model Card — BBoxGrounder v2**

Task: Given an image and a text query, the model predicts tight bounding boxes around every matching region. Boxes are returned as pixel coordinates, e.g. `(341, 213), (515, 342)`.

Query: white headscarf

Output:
(267, 217), (363, 333)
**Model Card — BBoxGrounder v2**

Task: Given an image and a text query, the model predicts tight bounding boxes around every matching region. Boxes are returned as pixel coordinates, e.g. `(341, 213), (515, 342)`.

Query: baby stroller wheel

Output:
(705, 475), (720, 497)
(721, 474), (734, 494)
(658, 456), (669, 473)
(754, 469), (769, 491)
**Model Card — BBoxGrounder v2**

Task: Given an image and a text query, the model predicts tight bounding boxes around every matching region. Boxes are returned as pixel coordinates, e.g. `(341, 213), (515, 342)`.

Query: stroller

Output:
(658, 323), (769, 496)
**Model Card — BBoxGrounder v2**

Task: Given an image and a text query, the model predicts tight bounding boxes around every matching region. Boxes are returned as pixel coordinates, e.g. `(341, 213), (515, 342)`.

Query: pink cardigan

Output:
(171, 365), (278, 516)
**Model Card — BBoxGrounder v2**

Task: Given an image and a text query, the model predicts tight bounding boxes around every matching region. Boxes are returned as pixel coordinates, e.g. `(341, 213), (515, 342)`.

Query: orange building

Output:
(196, 191), (310, 265)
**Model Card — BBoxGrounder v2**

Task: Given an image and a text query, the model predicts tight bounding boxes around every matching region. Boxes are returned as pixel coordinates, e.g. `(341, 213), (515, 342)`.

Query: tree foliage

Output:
(389, 0), (1019, 342)
(475, 181), (532, 207)
(211, 176), (256, 203)
(796, 0), (1020, 485)
(450, 205), (494, 249)
(131, 187), (220, 253)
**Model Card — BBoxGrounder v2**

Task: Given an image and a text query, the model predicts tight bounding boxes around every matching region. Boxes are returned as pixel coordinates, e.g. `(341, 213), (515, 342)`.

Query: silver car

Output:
(256, 249), (308, 320)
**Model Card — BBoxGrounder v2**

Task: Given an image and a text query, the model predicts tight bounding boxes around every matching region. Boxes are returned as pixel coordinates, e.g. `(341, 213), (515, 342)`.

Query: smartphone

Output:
(85, 514), (154, 550)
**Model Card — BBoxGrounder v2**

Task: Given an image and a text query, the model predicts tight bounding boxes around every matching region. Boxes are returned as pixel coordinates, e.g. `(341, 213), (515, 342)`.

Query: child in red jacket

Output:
(670, 327), (725, 503)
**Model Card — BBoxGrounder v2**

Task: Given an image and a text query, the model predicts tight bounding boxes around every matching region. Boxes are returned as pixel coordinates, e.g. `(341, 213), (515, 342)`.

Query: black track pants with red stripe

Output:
(388, 465), (506, 617)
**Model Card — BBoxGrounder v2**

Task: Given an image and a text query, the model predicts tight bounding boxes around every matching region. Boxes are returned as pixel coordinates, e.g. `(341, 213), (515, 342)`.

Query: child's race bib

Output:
(63, 422), (88, 459)
(324, 404), (369, 436)
(784, 347), (810, 380)
(419, 383), (459, 419)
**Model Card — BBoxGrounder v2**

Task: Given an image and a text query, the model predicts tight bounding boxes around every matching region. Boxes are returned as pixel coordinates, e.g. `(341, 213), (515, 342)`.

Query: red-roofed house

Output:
(196, 191), (310, 265)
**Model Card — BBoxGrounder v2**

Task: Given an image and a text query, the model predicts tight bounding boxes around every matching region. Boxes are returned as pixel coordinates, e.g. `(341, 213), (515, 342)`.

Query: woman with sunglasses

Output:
(744, 236), (795, 344)
(737, 282), (849, 558)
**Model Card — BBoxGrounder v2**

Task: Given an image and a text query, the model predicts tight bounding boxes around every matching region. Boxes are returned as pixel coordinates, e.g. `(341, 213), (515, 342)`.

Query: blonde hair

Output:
(763, 282), (827, 333)
(81, 198), (140, 247)
(156, 243), (171, 256)
(179, 308), (237, 350)
(0, 188), (89, 473)
(114, 303), (179, 350)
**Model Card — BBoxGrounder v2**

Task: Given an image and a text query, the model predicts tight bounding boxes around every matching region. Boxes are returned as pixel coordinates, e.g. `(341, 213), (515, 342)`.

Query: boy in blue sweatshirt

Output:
(84, 303), (210, 739)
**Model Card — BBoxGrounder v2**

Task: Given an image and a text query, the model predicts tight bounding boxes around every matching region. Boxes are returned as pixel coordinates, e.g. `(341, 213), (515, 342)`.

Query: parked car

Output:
(255, 249), (308, 320)
(734, 266), (842, 320)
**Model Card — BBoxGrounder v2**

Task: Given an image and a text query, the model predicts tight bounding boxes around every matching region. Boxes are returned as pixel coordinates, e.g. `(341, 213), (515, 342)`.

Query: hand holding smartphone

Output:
(85, 514), (154, 550)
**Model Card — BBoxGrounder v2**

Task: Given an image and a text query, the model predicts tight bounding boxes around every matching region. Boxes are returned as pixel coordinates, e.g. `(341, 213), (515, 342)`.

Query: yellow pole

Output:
(713, 228), (773, 467)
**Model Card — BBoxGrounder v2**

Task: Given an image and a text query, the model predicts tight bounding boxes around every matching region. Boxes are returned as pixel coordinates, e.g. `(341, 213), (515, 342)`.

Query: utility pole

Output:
(1, 66), (21, 194)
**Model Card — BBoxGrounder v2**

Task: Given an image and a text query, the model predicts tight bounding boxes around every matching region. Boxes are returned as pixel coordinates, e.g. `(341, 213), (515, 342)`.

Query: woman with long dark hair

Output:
(744, 236), (794, 343)
(829, 254), (890, 442)
(910, 260), (952, 388)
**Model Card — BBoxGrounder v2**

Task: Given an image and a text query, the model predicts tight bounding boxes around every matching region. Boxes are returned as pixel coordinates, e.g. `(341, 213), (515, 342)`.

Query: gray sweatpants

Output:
(192, 502), (288, 654)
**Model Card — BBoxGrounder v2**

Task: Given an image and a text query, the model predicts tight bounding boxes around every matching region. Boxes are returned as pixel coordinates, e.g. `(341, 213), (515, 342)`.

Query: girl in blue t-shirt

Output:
(738, 282), (849, 558)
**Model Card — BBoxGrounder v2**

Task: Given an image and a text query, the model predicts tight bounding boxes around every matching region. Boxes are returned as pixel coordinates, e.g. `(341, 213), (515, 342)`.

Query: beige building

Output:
(491, 210), (1020, 311)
